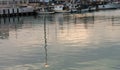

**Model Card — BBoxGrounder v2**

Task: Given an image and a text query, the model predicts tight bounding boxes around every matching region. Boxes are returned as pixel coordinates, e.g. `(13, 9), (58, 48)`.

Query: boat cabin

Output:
(36, 6), (54, 12)
(54, 5), (69, 11)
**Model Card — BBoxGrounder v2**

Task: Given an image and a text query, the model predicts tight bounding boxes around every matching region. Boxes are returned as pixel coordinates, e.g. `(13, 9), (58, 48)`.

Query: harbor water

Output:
(0, 10), (120, 70)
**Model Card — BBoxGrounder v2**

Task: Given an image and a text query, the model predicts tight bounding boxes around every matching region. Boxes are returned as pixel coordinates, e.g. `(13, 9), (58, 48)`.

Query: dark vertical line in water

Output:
(43, 15), (49, 67)
(67, 14), (70, 36)
(74, 15), (77, 31)
(8, 17), (10, 39)
(73, 14), (77, 24)
(59, 14), (64, 33)
(17, 16), (20, 22)
(84, 15), (88, 29)
(3, 17), (6, 24)
(72, 14), (76, 29)
(0, 17), (1, 24)
(111, 16), (114, 26)
(55, 19), (58, 41)
(20, 16), (24, 24)
(13, 17), (15, 22)
(92, 12), (95, 24)
(15, 17), (18, 39)
(91, 12), (95, 28)
(8, 17), (11, 23)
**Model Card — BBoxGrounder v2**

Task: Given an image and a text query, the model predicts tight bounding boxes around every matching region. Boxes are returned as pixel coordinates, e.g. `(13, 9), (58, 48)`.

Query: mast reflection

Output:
(43, 15), (49, 68)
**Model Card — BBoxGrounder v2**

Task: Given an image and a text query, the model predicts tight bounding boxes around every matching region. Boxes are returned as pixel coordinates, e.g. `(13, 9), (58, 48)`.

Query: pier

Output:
(0, 0), (36, 17)
(0, 7), (36, 17)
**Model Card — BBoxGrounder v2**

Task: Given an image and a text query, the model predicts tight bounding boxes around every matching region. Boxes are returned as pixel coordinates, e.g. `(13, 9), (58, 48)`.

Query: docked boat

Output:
(54, 5), (71, 13)
(98, 2), (120, 10)
(70, 4), (78, 13)
(68, 0), (78, 13)
(36, 6), (55, 14)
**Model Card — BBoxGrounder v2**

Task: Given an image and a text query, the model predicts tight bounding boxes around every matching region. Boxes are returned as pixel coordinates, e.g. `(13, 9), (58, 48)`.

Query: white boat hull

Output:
(55, 10), (71, 13)
(37, 11), (55, 14)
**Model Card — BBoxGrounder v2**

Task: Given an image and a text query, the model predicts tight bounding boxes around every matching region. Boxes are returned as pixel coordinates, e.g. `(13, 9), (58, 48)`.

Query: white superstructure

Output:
(54, 5), (71, 13)
(0, 0), (34, 16)
(0, 0), (29, 8)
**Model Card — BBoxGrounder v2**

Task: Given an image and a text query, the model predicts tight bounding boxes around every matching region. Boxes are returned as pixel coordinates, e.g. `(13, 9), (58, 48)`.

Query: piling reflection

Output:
(0, 10), (120, 70)
(0, 17), (23, 39)
(0, 13), (120, 40)
(111, 16), (120, 26)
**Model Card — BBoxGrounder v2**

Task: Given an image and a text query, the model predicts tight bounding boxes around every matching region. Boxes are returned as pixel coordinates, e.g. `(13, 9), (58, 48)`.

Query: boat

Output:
(54, 5), (71, 13)
(35, 0), (55, 14)
(36, 6), (55, 14)
(98, 2), (120, 10)
(69, 0), (77, 13)
(70, 4), (78, 13)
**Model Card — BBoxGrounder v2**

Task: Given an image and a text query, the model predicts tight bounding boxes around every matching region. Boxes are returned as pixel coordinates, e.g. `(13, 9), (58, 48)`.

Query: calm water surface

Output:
(0, 10), (120, 70)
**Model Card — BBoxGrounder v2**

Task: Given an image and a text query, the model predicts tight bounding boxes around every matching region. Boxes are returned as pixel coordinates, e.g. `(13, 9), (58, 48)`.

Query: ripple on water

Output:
(0, 10), (120, 70)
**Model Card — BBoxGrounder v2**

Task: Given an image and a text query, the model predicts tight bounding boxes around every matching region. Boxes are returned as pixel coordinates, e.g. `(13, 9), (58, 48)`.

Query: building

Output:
(0, 0), (29, 8)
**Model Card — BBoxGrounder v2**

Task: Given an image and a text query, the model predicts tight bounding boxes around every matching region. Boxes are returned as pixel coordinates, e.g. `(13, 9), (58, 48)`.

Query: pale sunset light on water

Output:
(0, 9), (120, 70)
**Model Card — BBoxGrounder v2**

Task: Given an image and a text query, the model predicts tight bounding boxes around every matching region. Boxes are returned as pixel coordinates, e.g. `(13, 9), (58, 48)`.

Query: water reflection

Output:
(0, 13), (120, 43)
(111, 16), (120, 26)
(0, 13), (120, 41)
(0, 17), (23, 39)
(43, 15), (49, 68)
(0, 10), (120, 70)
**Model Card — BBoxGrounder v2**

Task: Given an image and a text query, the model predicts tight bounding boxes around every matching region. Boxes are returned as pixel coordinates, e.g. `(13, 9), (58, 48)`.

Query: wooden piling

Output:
(12, 8), (14, 16)
(3, 9), (5, 17)
(8, 9), (10, 17)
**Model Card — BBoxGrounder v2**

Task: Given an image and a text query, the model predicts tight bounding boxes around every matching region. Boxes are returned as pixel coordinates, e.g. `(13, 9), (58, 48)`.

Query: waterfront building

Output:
(0, 0), (35, 16)
(0, 0), (29, 8)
